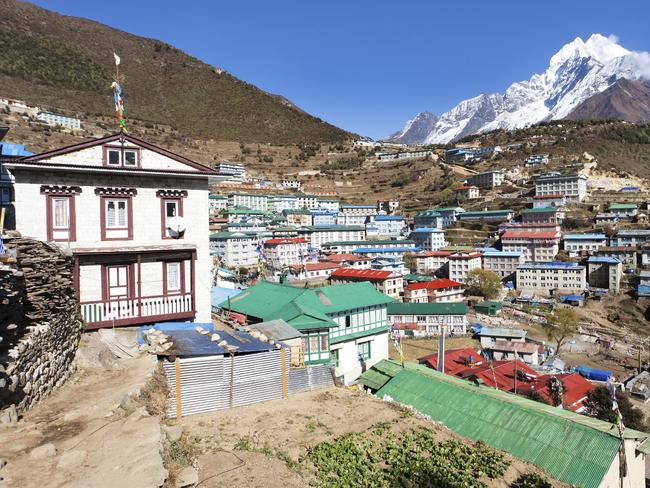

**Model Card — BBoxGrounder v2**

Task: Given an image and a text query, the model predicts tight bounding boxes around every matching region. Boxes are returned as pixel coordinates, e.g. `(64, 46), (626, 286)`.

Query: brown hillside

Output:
(566, 78), (650, 123)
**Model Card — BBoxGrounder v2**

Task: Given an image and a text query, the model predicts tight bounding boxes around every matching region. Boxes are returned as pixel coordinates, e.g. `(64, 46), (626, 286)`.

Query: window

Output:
(357, 341), (371, 361)
(164, 262), (183, 294)
(309, 335), (319, 354)
(52, 197), (70, 229)
(320, 334), (328, 352)
(104, 146), (140, 167)
(345, 315), (351, 328)
(106, 199), (128, 228)
(158, 192), (186, 239)
(46, 194), (76, 242)
(107, 150), (120, 166)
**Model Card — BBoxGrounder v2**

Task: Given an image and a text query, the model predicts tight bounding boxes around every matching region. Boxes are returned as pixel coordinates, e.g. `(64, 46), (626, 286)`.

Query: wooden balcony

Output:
(80, 293), (194, 329)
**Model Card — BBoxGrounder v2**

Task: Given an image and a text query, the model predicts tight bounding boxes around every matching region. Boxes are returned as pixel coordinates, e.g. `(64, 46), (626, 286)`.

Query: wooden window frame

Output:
(101, 263), (136, 301)
(99, 195), (134, 241)
(41, 186), (81, 242)
(102, 145), (141, 168)
(159, 196), (184, 239)
(163, 260), (186, 296)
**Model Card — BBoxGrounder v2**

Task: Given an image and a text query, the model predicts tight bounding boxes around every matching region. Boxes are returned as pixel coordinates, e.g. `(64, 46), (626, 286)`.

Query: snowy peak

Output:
(389, 33), (649, 144)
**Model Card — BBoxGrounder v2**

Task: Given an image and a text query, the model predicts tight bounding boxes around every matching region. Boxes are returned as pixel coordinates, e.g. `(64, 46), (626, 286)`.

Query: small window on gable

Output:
(104, 146), (140, 167)
(107, 150), (121, 166)
(124, 150), (137, 167)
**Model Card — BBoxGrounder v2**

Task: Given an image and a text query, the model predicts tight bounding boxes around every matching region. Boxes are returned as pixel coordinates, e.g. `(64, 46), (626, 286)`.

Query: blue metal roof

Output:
(560, 295), (584, 302)
(354, 246), (419, 253)
(1, 142), (33, 156)
(517, 261), (585, 270)
(563, 233), (606, 240)
(374, 215), (404, 221)
(587, 256), (621, 264)
(483, 251), (524, 257)
(411, 227), (444, 233)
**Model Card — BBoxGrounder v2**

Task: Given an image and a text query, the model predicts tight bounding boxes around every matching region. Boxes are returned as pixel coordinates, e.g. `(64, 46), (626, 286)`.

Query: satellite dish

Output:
(167, 216), (187, 239)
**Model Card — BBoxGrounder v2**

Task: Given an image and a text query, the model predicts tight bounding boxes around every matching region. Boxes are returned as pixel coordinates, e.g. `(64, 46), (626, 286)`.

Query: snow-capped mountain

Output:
(386, 112), (439, 145)
(387, 34), (650, 144)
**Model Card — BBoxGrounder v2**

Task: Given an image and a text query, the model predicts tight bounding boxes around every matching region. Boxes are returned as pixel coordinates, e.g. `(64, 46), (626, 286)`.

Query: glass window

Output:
(166, 262), (181, 293)
(124, 150), (137, 166)
(309, 335), (319, 354)
(320, 334), (328, 352)
(107, 150), (120, 165)
(52, 197), (70, 229)
(106, 199), (128, 228)
(357, 341), (371, 361)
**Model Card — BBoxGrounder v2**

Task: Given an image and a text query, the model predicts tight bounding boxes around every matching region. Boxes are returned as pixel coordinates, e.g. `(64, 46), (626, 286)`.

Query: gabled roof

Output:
(330, 268), (393, 281)
(387, 301), (468, 315)
(405, 278), (463, 291)
(18, 132), (216, 174)
(362, 360), (650, 488)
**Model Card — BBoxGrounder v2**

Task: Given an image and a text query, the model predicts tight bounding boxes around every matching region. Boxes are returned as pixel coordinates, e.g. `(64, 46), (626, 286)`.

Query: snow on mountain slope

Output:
(386, 111), (439, 144)
(388, 34), (650, 144)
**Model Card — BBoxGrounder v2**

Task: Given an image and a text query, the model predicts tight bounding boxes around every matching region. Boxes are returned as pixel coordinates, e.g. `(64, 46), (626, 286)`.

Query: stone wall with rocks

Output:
(0, 237), (84, 413)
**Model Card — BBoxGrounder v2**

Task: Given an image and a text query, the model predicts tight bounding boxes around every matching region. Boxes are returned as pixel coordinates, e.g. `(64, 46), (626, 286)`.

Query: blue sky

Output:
(30, 1), (650, 139)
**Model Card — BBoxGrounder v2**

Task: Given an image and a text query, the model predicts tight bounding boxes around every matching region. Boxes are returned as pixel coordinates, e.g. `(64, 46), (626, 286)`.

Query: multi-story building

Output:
(317, 198), (340, 213)
(36, 111), (81, 130)
(281, 179), (302, 189)
(516, 262), (587, 296)
(521, 207), (565, 225)
(501, 230), (560, 262)
(322, 238), (412, 254)
(611, 230), (650, 247)
(269, 194), (300, 212)
(209, 194), (228, 214)
(297, 225), (366, 249)
(264, 237), (309, 269)
(403, 279), (465, 303)
(221, 281), (393, 383)
(377, 199), (399, 214)
(481, 251), (525, 281)
(533, 173), (588, 201)
(339, 204), (377, 223)
(310, 208), (338, 226)
(296, 193), (319, 209)
(532, 194), (566, 209)
(608, 203), (638, 218)
(210, 232), (258, 268)
(228, 192), (269, 211)
(457, 209), (514, 223)
(224, 208), (269, 224)
(434, 207), (465, 228)
(387, 302), (468, 337)
(376, 149), (432, 162)
(411, 228), (447, 251)
(453, 185), (480, 199)
(283, 208), (312, 226)
(323, 253), (372, 269)
(215, 162), (246, 181)
(587, 256), (622, 293)
(411, 250), (453, 275)
(370, 215), (405, 237)
(524, 154), (549, 167)
(563, 233), (607, 255)
(595, 247), (637, 270)
(4, 132), (214, 329)
(329, 268), (403, 300)
(448, 252), (482, 283)
(414, 209), (442, 229)
(465, 170), (505, 188)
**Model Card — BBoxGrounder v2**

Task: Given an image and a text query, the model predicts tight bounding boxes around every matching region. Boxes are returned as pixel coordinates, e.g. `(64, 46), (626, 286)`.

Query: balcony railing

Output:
(80, 293), (194, 328)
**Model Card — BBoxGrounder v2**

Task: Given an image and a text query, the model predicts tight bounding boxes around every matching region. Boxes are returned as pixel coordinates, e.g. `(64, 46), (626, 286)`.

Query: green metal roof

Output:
(609, 203), (638, 209)
(403, 273), (436, 283)
(521, 207), (560, 213)
(369, 360), (650, 488)
(387, 301), (468, 315)
(224, 208), (267, 215)
(210, 231), (256, 239)
(323, 239), (414, 246)
(219, 281), (393, 331)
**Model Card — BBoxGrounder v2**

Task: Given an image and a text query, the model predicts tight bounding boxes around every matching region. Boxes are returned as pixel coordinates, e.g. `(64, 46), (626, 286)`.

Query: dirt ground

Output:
(180, 387), (565, 487)
(0, 355), (166, 488)
(388, 335), (481, 363)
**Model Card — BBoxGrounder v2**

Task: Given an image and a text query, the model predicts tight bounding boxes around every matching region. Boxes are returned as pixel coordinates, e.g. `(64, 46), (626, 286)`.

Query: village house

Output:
(465, 170), (505, 188)
(223, 208), (269, 224)
(587, 256), (622, 293)
(501, 229), (560, 262)
(337, 204), (377, 226)
(282, 208), (312, 226)
(208, 194), (228, 214)
(269, 194), (299, 212)
(295, 193), (320, 209)
(533, 172), (588, 201)
(377, 199), (399, 214)
(595, 246), (637, 270)
(532, 193), (566, 209)
(219, 280), (393, 384)
(322, 238), (413, 254)
(310, 208), (338, 226)
(329, 268), (403, 300)
(413, 209), (442, 229)
(410, 250), (452, 275)
(387, 301), (468, 337)
(223, 222), (265, 233)
(563, 233), (607, 255)
(281, 179), (302, 190)
(457, 209), (514, 223)
(608, 203), (638, 218)
(521, 207), (565, 225)
(410, 228), (447, 251)
(228, 192), (269, 211)
(4, 132), (214, 329)
(322, 253), (372, 269)
(369, 215), (405, 237)
(481, 250), (525, 281)
(210, 231), (258, 269)
(487, 340), (542, 365)
(477, 327), (527, 348)
(288, 262), (340, 282)
(263, 237), (309, 269)
(296, 225), (366, 249)
(215, 162), (246, 182)
(37, 111), (81, 130)
(403, 278), (465, 303)
(434, 207), (465, 227)
(611, 229), (650, 247)
(524, 154), (549, 166)
(448, 252), (482, 283)
(317, 198), (340, 213)
(453, 185), (480, 199)
(516, 262), (587, 296)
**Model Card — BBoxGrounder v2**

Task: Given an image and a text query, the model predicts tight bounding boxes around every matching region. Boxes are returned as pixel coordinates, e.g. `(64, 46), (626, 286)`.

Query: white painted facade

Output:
(210, 232), (258, 268)
(228, 193), (269, 211)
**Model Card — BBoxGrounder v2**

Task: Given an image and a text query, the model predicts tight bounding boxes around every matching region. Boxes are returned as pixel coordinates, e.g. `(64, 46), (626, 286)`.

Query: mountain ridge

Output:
(566, 78), (650, 122)
(388, 34), (650, 144)
(0, 0), (352, 143)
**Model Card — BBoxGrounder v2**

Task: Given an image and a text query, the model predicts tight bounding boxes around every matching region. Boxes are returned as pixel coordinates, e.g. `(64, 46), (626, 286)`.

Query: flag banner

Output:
(113, 52), (121, 66)
(111, 81), (127, 132)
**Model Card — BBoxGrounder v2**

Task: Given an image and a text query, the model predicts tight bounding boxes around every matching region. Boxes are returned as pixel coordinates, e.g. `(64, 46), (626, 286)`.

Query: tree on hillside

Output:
(464, 269), (502, 300)
(583, 385), (647, 432)
(543, 307), (579, 354)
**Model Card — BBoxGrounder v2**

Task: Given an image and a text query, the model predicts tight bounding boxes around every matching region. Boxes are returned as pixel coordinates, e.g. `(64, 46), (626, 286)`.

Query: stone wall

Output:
(0, 237), (84, 412)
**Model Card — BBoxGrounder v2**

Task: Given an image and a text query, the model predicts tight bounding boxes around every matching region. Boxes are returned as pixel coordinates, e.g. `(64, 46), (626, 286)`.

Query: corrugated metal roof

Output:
(373, 361), (649, 488)
(156, 328), (279, 357)
(387, 301), (468, 315)
(248, 319), (304, 341)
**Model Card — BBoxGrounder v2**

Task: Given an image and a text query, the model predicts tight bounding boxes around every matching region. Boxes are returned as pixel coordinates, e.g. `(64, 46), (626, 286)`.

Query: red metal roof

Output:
(502, 230), (560, 240)
(304, 262), (340, 271)
(264, 238), (308, 246)
(330, 268), (394, 281)
(533, 194), (565, 199)
(324, 253), (368, 263)
(419, 348), (485, 376)
(517, 372), (594, 411)
(449, 252), (481, 260)
(406, 278), (464, 291)
(414, 251), (453, 258)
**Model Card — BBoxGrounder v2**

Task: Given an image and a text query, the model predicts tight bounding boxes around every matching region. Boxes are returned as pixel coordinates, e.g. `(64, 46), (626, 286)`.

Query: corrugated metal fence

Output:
(163, 350), (334, 418)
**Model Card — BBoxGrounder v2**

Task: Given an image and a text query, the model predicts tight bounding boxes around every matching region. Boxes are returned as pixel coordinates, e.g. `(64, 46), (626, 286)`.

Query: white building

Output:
(411, 228), (447, 251)
(481, 251), (525, 280)
(281, 179), (302, 189)
(516, 262), (587, 295)
(524, 154), (549, 167)
(317, 198), (340, 213)
(37, 111), (81, 130)
(403, 279), (465, 303)
(264, 237), (309, 269)
(370, 215), (405, 237)
(4, 133), (213, 329)
(215, 162), (246, 181)
(296, 193), (319, 209)
(532, 194), (566, 209)
(534, 173), (588, 202)
(453, 185), (480, 199)
(587, 256), (622, 293)
(228, 193), (269, 211)
(209, 194), (228, 213)
(269, 194), (300, 212)
(448, 252), (482, 283)
(501, 230), (560, 262)
(210, 232), (258, 268)
(297, 226), (366, 250)
(563, 233), (607, 255)
(330, 268), (403, 300)
(375, 150), (432, 162)
(387, 301), (468, 337)
(377, 199), (399, 214)
(411, 251), (452, 275)
(465, 170), (505, 188)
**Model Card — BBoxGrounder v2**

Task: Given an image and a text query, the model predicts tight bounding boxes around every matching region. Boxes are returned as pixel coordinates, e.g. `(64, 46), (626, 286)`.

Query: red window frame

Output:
(160, 197), (184, 239)
(163, 261), (185, 295)
(102, 145), (141, 168)
(45, 194), (77, 242)
(100, 196), (134, 241)
(101, 263), (135, 301)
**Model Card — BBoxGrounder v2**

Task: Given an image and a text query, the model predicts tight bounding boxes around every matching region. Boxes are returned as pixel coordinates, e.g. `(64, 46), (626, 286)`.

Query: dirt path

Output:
(180, 387), (564, 487)
(0, 355), (166, 488)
